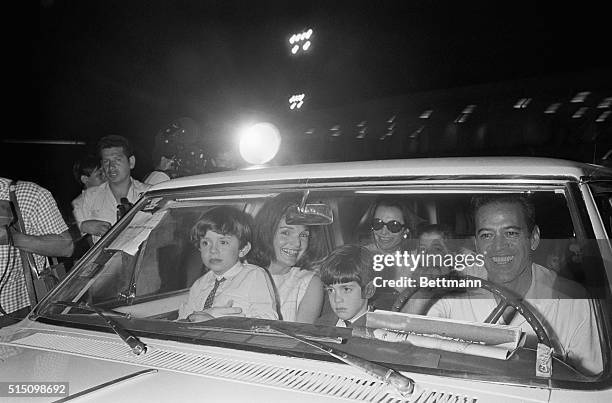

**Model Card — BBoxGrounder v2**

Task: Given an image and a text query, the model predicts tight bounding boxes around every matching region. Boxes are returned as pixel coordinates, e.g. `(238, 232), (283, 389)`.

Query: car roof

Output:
(149, 157), (612, 192)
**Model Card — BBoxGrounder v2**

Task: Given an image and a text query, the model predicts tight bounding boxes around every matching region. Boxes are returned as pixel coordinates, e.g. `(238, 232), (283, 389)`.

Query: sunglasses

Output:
(370, 218), (405, 233)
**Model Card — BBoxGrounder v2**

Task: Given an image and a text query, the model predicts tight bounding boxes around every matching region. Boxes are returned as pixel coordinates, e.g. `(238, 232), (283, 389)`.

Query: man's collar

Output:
(107, 177), (137, 198)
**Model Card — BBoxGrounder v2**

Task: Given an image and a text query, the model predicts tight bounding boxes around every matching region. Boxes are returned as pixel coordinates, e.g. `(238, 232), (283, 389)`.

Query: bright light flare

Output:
(596, 110), (610, 122)
(419, 109), (433, 119)
(571, 91), (590, 103)
(544, 102), (561, 114)
(238, 122), (281, 165)
(289, 28), (314, 55)
(289, 93), (305, 110)
(513, 98), (531, 109)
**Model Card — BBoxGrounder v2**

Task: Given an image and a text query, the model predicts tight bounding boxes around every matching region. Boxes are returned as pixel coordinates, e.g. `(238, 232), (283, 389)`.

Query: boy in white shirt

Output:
(178, 206), (277, 322)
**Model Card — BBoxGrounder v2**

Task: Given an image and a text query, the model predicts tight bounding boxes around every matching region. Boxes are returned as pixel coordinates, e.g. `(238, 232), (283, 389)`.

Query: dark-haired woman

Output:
(251, 195), (326, 323)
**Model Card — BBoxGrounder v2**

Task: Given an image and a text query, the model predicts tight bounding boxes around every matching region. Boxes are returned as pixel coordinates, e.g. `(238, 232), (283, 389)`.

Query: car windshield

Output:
(35, 179), (610, 386)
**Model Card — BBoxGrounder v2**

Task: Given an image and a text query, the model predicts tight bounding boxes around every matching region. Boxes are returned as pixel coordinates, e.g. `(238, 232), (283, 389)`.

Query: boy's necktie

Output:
(343, 319), (352, 327)
(203, 277), (226, 309)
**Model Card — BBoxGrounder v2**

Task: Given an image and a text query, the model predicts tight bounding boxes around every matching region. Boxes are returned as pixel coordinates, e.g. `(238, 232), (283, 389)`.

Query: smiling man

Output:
(74, 135), (149, 242)
(427, 195), (603, 376)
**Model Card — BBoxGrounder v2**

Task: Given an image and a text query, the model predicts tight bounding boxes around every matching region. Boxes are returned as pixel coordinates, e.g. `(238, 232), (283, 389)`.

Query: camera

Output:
(173, 144), (209, 176)
(117, 198), (134, 221)
(156, 118), (212, 177)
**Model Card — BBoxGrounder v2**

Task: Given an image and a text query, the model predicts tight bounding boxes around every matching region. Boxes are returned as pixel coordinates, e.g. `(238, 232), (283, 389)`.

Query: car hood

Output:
(0, 345), (331, 403)
(0, 319), (555, 402)
(1, 321), (343, 403)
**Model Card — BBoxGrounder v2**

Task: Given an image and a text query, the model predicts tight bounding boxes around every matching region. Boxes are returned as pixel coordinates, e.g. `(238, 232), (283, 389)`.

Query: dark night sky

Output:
(35, 0), (611, 144)
(4, 0), (610, 214)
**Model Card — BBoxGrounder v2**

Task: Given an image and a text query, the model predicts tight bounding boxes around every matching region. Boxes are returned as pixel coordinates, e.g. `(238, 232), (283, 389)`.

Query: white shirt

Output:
(74, 178), (149, 242)
(71, 190), (85, 221)
(143, 171), (170, 186)
(427, 263), (603, 376)
(178, 261), (278, 321)
(271, 267), (316, 322)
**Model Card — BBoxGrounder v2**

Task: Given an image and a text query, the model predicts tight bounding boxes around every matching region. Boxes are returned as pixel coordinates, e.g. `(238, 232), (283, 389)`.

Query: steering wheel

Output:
(391, 274), (552, 347)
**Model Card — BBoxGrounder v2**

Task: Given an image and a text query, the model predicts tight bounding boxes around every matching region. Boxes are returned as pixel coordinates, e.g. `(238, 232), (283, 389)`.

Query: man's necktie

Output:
(203, 277), (226, 309)
(344, 319), (352, 327)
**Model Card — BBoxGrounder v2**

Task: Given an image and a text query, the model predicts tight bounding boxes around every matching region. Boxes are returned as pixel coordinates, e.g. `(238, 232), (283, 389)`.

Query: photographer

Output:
(148, 117), (210, 179)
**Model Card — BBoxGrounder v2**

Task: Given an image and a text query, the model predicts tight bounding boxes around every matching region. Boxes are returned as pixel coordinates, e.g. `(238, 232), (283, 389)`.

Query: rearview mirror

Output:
(285, 204), (333, 225)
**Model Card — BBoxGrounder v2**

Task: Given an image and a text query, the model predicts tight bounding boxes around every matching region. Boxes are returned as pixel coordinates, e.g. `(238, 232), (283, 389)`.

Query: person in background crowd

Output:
(74, 135), (149, 242)
(71, 154), (106, 224)
(143, 145), (176, 186)
(70, 154), (107, 257)
(0, 178), (73, 328)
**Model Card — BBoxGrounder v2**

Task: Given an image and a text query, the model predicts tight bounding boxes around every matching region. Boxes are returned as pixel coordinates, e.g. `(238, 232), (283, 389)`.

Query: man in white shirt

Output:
(74, 135), (149, 242)
(427, 195), (603, 376)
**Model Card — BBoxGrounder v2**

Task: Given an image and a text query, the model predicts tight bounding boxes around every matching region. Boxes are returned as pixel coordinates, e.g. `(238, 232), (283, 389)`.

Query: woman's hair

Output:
(251, 193), (326, 270)
(319, 244), (374, 288)
(190, 206), (253, 250)
(365, 197), (421, 237)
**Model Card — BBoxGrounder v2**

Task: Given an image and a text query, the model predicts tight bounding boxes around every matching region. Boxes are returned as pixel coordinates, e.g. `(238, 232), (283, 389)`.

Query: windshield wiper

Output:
(262, 325), (415, 397)
(48, 301), (147, 355)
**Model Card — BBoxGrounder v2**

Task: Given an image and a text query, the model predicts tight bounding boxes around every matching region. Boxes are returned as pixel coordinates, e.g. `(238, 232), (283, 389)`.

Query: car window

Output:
(38, 182), (610, 385)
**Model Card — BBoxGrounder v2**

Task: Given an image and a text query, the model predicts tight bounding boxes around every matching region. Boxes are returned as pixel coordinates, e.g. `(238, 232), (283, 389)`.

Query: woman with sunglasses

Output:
(366, 198), (418, 253)
(364, 198), (422, 310)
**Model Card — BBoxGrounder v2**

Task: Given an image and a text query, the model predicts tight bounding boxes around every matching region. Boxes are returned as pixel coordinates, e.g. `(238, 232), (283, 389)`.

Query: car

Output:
(1, 156), (611, 402)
